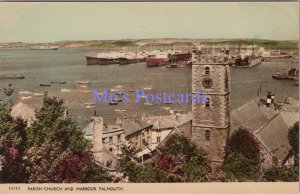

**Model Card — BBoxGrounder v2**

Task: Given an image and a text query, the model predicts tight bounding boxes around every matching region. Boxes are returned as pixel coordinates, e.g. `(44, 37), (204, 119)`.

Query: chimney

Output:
(266, 92), (272, 107)
(271, 93), (275, 104)
(176, 113), (181, 122)
(92, 117), (103, 162)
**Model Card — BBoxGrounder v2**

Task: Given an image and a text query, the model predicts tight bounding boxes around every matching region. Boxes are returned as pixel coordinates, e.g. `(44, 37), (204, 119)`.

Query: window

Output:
(117, 134), (121, 142)
(102, 138), (105, 144)
(109, 137), (113, 144)
(157, 136), (161, 143)
(205, 67), (210, 75)
(205, 98), (210, 108)
(109, 148), (113, 152)
(205, 130), (210, 141)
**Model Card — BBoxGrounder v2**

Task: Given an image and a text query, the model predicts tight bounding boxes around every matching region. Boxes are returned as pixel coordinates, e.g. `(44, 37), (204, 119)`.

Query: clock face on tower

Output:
(202, 77), (213, 88)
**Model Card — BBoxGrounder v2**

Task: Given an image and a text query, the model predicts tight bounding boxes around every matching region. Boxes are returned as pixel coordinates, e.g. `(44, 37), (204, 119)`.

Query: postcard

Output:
(0, 2), (298, 194)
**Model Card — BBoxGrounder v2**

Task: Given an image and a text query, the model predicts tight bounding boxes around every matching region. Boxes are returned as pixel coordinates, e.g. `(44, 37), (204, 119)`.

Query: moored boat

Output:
(40, 83), (51, 87)
(0, 74), (25, 79)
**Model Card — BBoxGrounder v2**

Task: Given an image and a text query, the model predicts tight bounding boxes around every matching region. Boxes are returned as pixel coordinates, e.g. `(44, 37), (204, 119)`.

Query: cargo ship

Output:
(86, 51), (146, 65)
(0, 74), (25, 79)
(30, 46), (58, 50)
(146, 52), (169, 67)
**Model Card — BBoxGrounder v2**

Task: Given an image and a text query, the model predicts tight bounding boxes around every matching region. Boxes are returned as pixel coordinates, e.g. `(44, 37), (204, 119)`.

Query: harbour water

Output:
(0, 48), (298, 128)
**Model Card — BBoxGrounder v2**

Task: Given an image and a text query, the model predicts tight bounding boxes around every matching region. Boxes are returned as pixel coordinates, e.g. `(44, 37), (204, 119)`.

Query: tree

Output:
(0, 96), (112, 183)
(222, 127), (261, 181)
(288, 122), (299, 155)
(26, 96), (89, 154)
(119, 134), (209, 182)
(23, 140), (71, 183)
(0, 106), (27, 183)
(263, 166), (298, 182)
(225, 127), (260, 160)
(119, 148), (168, 183)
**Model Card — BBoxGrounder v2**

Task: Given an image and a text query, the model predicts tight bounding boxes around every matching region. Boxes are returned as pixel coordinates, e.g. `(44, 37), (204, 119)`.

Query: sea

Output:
(0, 48), (298, 128)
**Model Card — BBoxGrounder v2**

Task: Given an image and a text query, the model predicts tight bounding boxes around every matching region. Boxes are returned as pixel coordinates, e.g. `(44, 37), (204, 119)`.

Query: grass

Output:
(208, 39), (298, 49)
(89, 40), (137, 48)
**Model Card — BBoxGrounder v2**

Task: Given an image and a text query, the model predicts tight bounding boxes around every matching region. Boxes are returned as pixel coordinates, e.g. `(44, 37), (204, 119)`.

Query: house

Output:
(231, 97), (299, 169)
(122, 119), (152, 152)
(83, 121), (125, 156)
(135, 112), (193, 160)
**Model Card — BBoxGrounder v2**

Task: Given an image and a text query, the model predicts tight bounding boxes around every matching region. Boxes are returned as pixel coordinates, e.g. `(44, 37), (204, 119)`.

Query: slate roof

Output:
(230, 100), (278, 133)
(122, 119), (152, 137)
(255, 111), (299, 161)
(149, 112), (193, 129)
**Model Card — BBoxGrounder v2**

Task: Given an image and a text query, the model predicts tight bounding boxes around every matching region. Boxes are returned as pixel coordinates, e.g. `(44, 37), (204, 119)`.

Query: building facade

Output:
(192, 55), (231, 172)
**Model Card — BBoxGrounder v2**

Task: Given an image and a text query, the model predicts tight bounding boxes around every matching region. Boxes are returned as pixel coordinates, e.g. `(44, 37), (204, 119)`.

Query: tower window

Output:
(205, 98), (210, 108)
(205, 130), (210, 141)
(205, 67), (210, 75)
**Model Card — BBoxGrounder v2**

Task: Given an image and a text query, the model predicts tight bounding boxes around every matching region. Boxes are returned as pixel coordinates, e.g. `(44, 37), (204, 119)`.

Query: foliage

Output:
(26, 96), (89, 154)
(0, 106), (27, 183)
(0, 96), (111, 183)
(226, 127), (260, 160)
(222, 127), (261, 181)
(288, 122), (299, 155)
(119, 149), (168, 183)
(52, 152), (91, 183)
(23, 140), (71, 183)
(222, 153), (260, 181)
(263, 166), (298, 182)
(119, 134), (209, 182)
(81, 163), (112, 183)
(208, 39), (298, 49)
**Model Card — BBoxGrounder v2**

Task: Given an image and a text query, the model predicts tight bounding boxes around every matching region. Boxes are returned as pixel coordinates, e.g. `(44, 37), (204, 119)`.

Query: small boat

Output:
(85, 105), (96, 109)
(164, 101), (173, 104)
(21, 96), (32, 100)
(80, 90), (92, 94)
(294, 82), (299, 86)
(143, 87), (153, 90)
(129, 89), (135, 92)
(40, 83), (51, 87)
(33, 92), (46, 96)
(109, 101), (118, 105)
(0, 74), (25, 80)
(115, 109), (127, 112)
(84, 103), (96, 106)
(84, 103), (96, 109)
(19, 91), (32, 95)
(77, 80), (90, 85)
(30, 46), (58, 50)
(61, 88), (71, 92)
(51, 81), (66, 84)
(117, 99), (123, 102)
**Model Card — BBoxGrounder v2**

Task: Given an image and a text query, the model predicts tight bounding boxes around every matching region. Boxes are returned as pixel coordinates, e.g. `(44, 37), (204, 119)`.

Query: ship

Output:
(86, 50), (147, 65)
(234, 47), (262, 67)
(0, 74), (25, 79)
(272, 68), (299, 80)
(146, 51), (169, 67)
(30, 46), (58, 50)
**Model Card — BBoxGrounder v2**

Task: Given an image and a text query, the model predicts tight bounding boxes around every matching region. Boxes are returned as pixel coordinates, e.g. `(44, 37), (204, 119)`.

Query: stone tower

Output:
(192, 54), (231, 172)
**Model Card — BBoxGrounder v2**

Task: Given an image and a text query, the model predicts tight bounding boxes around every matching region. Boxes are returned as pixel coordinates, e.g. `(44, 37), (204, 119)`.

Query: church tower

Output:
(192, 53), (231, 172)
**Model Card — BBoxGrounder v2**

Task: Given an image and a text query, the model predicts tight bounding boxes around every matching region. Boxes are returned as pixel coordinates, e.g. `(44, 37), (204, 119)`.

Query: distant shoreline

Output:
(0, 38), (298, 49)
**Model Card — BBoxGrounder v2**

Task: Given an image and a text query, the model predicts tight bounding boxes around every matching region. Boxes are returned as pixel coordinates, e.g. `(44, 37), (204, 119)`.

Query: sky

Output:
(0, 2), (298, 43)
